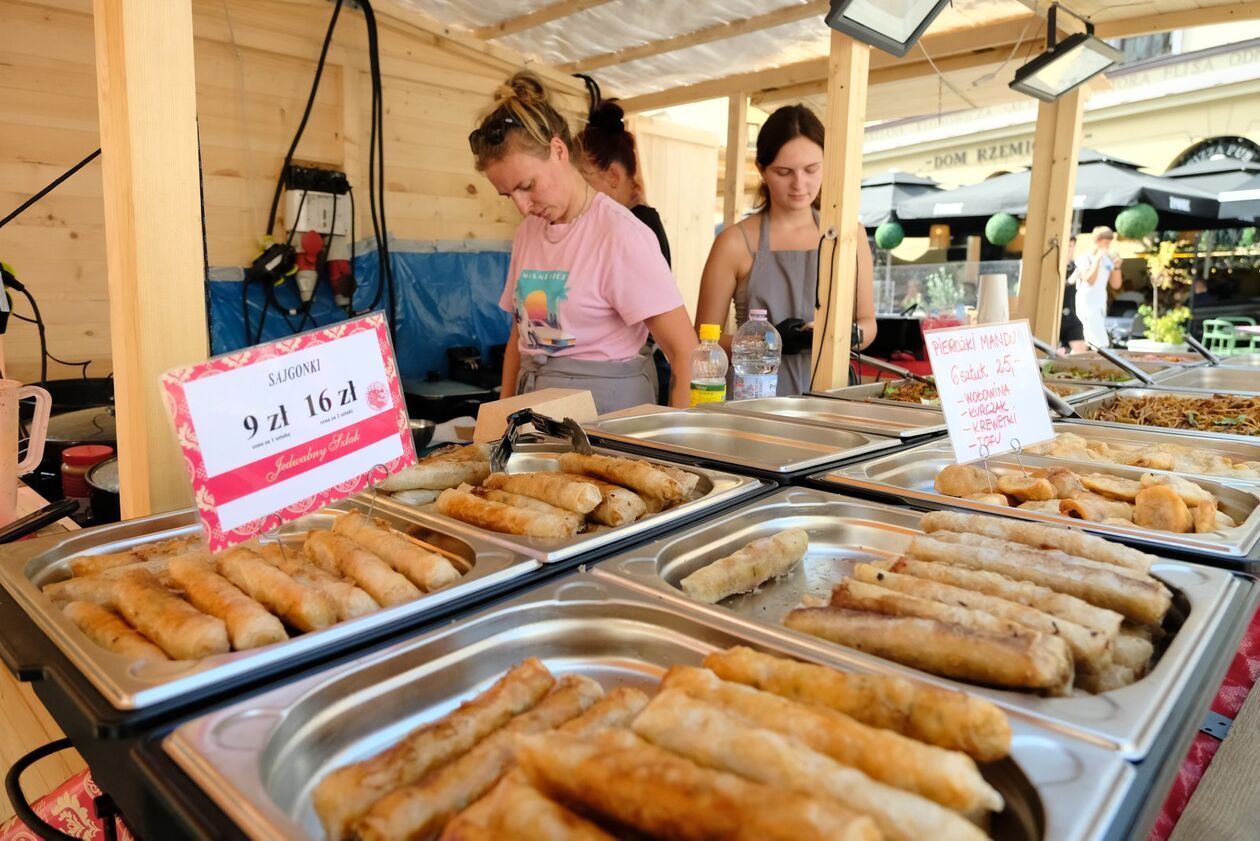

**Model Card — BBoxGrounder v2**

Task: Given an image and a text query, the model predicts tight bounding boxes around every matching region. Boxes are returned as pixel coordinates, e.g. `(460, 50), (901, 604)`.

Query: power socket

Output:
(283, 190), (351, 237)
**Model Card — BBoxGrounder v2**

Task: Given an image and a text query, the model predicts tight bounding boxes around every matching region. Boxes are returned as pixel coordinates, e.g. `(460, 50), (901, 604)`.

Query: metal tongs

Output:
(1043, 385), (1080, 419)
(1088, 343), (1157, 386)
(490, 409), (593, 473)
(1030, 335), (1058, 359)
(1184, 332), (1222, 366)
(854, 353), (935, 385)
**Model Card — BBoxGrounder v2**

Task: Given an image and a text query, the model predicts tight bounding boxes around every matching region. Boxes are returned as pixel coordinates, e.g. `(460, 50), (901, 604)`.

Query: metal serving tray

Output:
(1040, 357), (1179, 389)
(1157, 366), (1260, 394)
(596, 487), (1256, 758)
(809, 377), (1111, 408)
(584, 410), (901, 476)
(164, 572), (1135, 841)
(0, 498), (537, 711)
(1220, 352), (1260, 369)
(380, 442), (764, 564)
(1031, 422), (1260, 486)
(815, 439), (1260, 561)
(701, 395), (948, 440)
(1069, 387), (1260, 445)
(1071, 351), (1208, 369)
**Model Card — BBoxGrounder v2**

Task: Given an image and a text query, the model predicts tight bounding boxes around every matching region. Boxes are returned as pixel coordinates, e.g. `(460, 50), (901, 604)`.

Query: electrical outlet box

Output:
(283, 190), (351, 237)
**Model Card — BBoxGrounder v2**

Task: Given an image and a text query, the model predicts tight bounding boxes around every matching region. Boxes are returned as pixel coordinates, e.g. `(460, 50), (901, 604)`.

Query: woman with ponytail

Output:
(469, 72), (696, 411)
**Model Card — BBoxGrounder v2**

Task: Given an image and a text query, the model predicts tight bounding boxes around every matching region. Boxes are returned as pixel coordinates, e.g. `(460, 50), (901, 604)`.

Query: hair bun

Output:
(493, 71), (548, 109)
(588, 101), (626, 133)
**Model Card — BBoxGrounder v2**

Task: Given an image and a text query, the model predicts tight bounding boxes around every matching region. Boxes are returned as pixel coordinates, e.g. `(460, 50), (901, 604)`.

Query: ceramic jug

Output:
(0, 380), (51, 525)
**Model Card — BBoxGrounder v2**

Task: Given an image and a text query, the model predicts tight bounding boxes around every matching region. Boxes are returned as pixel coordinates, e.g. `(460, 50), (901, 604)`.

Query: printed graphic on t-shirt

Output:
(516, 269), (577, 353)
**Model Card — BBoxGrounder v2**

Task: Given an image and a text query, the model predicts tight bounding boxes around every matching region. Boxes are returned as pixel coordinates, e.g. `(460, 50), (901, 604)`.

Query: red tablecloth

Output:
(0, 769), (134, 841)
(1148, 604), (1260, 840)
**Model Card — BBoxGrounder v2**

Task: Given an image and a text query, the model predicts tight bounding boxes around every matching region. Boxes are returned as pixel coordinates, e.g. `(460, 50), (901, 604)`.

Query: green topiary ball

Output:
(874, 221), (905, 250)
(1115, 203), (1159, 239)
(985, 213), (1019, 247)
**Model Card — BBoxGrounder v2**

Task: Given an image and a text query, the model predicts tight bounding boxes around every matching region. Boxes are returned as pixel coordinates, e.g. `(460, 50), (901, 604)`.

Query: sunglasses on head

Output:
(468, 115), (519, 154)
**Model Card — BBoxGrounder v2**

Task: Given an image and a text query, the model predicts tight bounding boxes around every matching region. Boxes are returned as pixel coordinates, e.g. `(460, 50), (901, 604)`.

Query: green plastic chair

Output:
(1222, 317), (1260, 353)
(1202, 319), (1238, 355)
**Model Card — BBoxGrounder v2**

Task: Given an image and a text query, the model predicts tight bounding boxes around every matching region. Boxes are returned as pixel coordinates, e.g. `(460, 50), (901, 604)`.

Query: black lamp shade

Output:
(824, 0), (952, 58)
(1010, 32), (1123, 102)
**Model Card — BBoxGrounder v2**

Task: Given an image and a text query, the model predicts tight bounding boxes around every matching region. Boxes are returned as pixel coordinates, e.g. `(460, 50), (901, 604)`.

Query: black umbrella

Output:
(1219, 173), (1260, 222)
(859, 170), (939, 228)
(1163, 157), (1260, 194)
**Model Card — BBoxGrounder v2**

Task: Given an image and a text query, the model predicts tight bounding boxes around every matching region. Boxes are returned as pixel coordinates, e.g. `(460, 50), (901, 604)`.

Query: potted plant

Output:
(1130, 304), (1191, 353)
(920, 266), (964, 332)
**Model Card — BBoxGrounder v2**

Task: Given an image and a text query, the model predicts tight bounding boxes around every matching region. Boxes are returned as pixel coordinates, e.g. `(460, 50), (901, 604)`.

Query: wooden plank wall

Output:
(0, 0), (587, 384)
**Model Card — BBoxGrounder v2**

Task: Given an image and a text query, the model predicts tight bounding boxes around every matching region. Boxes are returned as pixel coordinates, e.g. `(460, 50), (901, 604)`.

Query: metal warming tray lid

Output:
(1156, 366), (1260, 394)
(0, 498), (538, 711)
(379, 442), (765, 564)
(596, 487), (1256, 758)
(814, 439), (1260, 562)
(1069, 387), (1260, 445)
(699, 395), (948, 440)
(809, 378), (1111, 408)
(584, 409), (902, 476)
(1040, 357), (1181, 390)
(163, 571), (1136, 841)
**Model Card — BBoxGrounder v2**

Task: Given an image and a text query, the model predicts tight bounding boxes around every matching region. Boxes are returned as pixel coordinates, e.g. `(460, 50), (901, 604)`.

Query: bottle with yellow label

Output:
(689, 323), (728, 407)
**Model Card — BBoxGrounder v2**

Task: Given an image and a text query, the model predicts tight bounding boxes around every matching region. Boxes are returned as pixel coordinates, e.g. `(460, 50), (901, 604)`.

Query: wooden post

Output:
(93, 0), (209, 516)
(1015, 88), (1084, 345)
(811, 31), (870, 389)
(723, 93), (748, 228)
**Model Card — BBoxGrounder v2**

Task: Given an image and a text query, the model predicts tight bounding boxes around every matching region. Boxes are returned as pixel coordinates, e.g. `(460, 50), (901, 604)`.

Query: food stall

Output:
(3, 1), (1260, 840)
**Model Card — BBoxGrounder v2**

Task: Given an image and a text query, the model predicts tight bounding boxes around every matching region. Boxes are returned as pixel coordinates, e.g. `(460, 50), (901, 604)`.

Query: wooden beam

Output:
(93, 0), (209, 516)
(1015, 87), (1084, 346)
(561, 1), (829, 73)
(472, 0), (614, 40)
(811, 32), (870, 390)
(623, 57), (828, 113)
(723, 94), (749, 228)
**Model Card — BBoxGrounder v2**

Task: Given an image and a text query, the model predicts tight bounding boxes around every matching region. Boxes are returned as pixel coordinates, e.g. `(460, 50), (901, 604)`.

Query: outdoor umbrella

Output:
(1219, 173), (1260, 222)
(1163, 157), (1260, 222)
(859, 170), (939, 228)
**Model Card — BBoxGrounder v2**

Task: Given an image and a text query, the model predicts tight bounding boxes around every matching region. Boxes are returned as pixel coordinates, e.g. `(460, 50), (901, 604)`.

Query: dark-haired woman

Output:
(578, 100), (671, 266)
(695, 104), (876, 395)
(469, 72), (696, 412)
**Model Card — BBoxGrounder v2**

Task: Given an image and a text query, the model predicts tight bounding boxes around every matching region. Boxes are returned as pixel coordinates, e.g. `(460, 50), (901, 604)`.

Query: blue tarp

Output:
(207, 246), (512, 381)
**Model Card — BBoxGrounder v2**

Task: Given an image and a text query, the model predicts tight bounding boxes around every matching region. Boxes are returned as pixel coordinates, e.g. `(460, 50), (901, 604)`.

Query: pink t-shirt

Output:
(499, 192), (683, 361)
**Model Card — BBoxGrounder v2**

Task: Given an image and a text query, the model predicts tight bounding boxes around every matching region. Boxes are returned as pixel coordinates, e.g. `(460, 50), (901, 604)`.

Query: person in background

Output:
(1059, 235), (1087, 354)
(1069, 226), (1122, 348)
(469, 71), (696, 412)
(694, 104), (876, 395)
(577, 99), (673, 403)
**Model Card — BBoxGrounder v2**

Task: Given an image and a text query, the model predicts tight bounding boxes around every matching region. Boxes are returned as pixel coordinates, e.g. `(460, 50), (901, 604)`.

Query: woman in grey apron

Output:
(695, 104), (876, 396)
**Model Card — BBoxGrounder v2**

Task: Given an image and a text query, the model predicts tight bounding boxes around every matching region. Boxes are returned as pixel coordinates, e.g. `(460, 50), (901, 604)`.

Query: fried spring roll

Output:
(633, 691), (988, 841)
(908, 534), (1171, 625)
(480, 473), (603, 514)
(702, 646), (1010, 762)
(661, 666), (1001, 813)
(43, 575), (119, 608)
(305, 531), (421, 607)
(436, 489), (577, 539)
(333, 510), (461, 591)
(168, 553), (288, 650)
(476, 489), (584, 534)
(657, 464), (700, 496)
(927, 531), (1153, 582)
(852, 563), (1110, 671)
(313, 658), (555, 840)
(1113, 631), (1156, 672)
(441, 771), (615, 841)
(919, 510), (1155, 573)
(517, 729), (879, 841)
(62, 601), (169, 661)
(552, 474), (647, 527)
(391, 489), (440, 507)
(1077, 663), (1138, 694)
(555, 452), (685, 504)
(113, 568), (229, 660)
(67, 534), (203, 578)
(679, 529), (808, 604)
(356, 675), (603, 841)
(558, 687), (650, 736)
(253, 543), (379, 621)
(378, 460), (491, 492)
(216, 547), (337, 633)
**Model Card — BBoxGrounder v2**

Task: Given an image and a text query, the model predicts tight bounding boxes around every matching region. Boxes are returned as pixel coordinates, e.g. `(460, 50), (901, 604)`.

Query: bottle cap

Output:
(62, 445), (114, 467)
(749, 309), (768, 320)
(699, 324), (721, 341)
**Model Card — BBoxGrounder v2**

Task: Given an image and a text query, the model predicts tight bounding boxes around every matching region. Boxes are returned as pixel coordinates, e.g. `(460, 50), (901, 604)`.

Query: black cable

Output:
(265, 0), (343, 236)
(6, 738), (79, 841)
(346, 185), (357, 314)
(0, 149), (100, 232)
(809, 232), (838, 391)
(359, 0), (395, 340)
(11, 285), (91, 382)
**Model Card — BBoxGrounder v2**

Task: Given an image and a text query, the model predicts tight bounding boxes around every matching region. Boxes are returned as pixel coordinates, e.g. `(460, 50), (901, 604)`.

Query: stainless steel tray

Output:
(1069, 387), (1260, 445)
(809, 378), (1111, 408)
(1041, 357), (1180, 389)
(164, 571), (1136, 841)
(1157, 366), (1260, 394)
(1072, 351), (1207, 369)
(815, 439), (1260, 560)
(380, 442), (764, 564)
(1220, 353), (1260, 369)
(584, 410), (902, 475)
(0, 498), (538, 710)
(701, 395), (948, 439)
(596, 487), (1256, 757)
(1035, 422), (1260, 486)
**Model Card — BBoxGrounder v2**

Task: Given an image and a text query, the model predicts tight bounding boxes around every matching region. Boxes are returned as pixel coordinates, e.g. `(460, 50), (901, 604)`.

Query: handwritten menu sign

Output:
(161, 313), (416, 551)
(923, 319), (1054, 465)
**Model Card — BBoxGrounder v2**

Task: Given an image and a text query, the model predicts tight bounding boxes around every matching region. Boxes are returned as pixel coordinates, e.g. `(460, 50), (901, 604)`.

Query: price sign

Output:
(923, 319), (1054, 464)
(161, 313), (416, 550)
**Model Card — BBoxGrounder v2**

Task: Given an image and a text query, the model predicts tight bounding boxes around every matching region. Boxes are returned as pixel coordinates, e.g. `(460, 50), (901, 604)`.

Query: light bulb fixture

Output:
(824, 0), (952, 58)
(1010, 4), (1123, 102)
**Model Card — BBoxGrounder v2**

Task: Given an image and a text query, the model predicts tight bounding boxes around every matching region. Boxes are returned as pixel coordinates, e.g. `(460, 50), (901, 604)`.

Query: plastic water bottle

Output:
(689, 324), (728, 407)
(732, 309), (782, 400)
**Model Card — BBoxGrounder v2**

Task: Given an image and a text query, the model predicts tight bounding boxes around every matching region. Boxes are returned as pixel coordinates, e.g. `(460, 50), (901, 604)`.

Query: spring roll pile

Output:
(47, 510), (463, 662)
(391, 447), (702, 539)
(313, 647), (1011, 841)
(933, 462), (1237, 535)
(785, 511), (1173, 695)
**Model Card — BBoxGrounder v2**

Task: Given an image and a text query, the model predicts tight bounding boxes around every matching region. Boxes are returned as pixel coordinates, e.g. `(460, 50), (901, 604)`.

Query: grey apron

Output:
(516, 350), (657, 415)
(735, 210), (819, 396)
